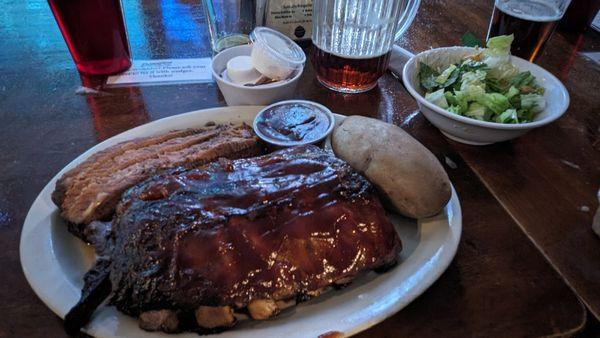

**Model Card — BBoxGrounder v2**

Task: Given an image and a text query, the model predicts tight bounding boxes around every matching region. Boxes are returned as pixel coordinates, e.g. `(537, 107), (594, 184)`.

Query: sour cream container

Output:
(249, 27), (306, 80)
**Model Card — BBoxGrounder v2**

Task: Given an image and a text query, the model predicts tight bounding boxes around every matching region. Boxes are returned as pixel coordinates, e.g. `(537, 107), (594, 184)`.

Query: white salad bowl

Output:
(402, 46), (569, 145)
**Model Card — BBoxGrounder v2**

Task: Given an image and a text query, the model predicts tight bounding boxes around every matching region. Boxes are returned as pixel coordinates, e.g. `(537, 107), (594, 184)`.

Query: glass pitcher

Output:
(311, 0), (420, 93)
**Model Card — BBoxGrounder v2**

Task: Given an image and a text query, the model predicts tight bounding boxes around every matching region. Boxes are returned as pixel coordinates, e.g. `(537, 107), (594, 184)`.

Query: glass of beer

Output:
(48, 0), (131, 75)
(487, 0), (572, 62)
(311, 0), (420, 93)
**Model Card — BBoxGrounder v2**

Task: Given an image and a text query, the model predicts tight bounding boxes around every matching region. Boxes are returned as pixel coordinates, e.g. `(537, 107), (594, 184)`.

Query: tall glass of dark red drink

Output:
(48, 0), (131, 75)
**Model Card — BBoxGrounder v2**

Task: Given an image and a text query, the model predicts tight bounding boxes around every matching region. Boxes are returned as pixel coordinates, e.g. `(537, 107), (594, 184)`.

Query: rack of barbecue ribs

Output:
(52, 124), (261, 242)
(65, 145), (401, 334)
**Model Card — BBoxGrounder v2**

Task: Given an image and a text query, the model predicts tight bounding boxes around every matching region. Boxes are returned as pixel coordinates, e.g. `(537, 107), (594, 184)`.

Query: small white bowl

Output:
(402, 46), (570, 145)
(252, 100), (335, 148)
(211, 44), (304, 106)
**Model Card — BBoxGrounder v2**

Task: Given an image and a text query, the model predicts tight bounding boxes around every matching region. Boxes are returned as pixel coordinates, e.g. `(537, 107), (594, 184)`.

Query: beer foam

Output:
(496, 0), (563, 22)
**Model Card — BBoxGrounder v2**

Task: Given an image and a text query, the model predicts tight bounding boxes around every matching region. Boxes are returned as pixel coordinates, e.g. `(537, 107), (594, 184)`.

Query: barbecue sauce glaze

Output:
(110, 146), (400, 314)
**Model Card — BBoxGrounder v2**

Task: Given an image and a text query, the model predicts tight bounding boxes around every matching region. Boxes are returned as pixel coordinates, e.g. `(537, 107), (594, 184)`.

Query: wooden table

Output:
(0, 0), (598, 337)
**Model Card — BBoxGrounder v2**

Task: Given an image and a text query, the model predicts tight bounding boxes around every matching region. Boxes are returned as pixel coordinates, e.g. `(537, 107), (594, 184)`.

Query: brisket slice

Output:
(108, 145), (401, 318)
(52, 124), (261, 240)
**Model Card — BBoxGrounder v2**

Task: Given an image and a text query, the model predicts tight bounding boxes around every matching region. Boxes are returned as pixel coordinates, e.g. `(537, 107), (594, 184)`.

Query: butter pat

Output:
(226, 56), (262, 85)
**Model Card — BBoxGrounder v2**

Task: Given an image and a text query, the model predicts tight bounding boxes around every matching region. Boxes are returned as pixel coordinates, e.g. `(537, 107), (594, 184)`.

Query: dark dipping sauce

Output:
(256, 102), (331, 145)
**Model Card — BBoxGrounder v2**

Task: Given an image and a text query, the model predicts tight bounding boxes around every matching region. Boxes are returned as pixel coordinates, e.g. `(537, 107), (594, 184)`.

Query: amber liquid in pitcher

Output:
(311, 45), (391, 93)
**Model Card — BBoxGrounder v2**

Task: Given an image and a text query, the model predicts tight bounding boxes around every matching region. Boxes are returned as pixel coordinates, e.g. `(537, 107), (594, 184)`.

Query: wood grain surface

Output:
(396, 0), (600, 320)
(0, 0), (598, 337)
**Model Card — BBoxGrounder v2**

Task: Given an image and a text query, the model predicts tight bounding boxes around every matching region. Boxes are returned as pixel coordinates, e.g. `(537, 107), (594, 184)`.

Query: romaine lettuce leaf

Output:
(487, 34), (513, 55)
(419, 62), (440, 91)
(460, 59), (488, 73)
(459, 70), (486, 100)
(447, 105), (462, 114)
(465, 102), (490, 120)
(461, 69), (487, 85)
(476, 92), (510, 114)
(521, 93), (546, 113)
(445, 91), (468, 113)
(425, 89), (449, 108)
(462, 84), (486, 102)
(508, 71), (545, 95)
(517, 108), (535, 122)
(436, 64), (457, 84)
(485, 77), (509, 94)
(506, 86), (520, 99)
(495, 108), (519, 123)
(483, 35), (519, 80)
(509, 71), (535, 88)
(461, 32), (483, 47)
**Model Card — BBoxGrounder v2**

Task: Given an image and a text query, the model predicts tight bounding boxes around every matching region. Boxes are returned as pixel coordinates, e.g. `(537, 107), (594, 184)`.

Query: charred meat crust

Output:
(107, 145), (401, 319)
(64, 259), (112, 335)
(52, 124), (261, 242)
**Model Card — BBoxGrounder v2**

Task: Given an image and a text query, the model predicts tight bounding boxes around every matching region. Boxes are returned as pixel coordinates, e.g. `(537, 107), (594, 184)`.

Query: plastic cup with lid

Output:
(249, 27), (306, 80)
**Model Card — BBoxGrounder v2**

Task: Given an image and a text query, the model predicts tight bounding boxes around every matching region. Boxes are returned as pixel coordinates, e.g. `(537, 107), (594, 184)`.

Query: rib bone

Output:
(247, 299), (279, 320)
(195, 306), (235, 329)
(138, 309), (179, 332)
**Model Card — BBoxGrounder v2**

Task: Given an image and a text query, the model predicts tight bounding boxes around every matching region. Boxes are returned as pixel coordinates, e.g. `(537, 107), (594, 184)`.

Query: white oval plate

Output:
(20, 106), (461, 338)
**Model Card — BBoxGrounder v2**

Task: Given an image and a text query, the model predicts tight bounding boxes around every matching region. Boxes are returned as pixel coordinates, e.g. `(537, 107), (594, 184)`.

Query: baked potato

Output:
(331, 116), (451, 218)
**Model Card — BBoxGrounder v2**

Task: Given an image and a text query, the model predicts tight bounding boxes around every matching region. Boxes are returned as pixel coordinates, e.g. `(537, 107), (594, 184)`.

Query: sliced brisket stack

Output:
(51, 124), (261, 241)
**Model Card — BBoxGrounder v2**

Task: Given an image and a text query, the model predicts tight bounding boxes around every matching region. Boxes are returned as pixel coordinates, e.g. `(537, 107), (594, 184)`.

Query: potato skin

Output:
(331, 116), (451, 218)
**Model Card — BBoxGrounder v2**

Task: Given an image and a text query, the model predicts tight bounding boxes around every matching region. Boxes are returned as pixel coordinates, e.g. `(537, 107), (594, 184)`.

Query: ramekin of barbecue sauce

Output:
(253, 100), (335, 147)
